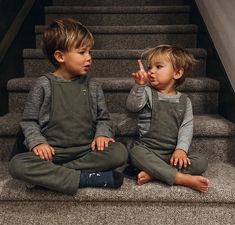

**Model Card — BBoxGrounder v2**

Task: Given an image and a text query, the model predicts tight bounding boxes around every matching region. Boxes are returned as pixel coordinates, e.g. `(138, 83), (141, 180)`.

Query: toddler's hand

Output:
(170, 148), (191, 169)
(32, 143), (55, 161)
(132, 60), (148, 85)
(91, 136), (115, 151)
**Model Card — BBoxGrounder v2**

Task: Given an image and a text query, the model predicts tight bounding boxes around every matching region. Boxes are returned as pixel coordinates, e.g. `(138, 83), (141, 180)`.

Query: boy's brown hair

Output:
(42, 18), (94, 68)
(143, 45), (198, 86)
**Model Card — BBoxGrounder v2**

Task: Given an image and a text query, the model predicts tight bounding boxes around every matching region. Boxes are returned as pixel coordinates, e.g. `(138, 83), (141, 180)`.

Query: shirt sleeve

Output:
(93, 82), (114, 138)
(176, 97), (193, 153)
(20, 77), (48, 151)
(126, 84), (149, 112)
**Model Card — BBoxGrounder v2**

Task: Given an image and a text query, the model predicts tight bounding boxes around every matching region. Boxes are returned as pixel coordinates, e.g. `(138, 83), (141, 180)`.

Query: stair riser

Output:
(36, 33), (196, 49)
(52, 0), (185, 6)
(23, 58), (206, 77)
(45, 13), (189, 26)
(8, 91), (218, 114)
(2, 136), (234, 164)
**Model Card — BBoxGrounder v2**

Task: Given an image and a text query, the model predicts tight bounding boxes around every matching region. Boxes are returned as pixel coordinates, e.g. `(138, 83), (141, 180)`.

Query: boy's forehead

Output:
(150, 53), (170, 64)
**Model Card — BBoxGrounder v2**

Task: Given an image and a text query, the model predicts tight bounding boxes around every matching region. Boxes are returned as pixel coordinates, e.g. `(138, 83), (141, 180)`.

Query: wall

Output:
(195, 0), (235, 91)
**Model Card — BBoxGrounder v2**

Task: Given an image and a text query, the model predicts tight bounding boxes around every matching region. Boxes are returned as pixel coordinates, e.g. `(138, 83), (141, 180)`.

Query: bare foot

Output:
(175, 172), (209, 193)
(137, 171), (154, 185)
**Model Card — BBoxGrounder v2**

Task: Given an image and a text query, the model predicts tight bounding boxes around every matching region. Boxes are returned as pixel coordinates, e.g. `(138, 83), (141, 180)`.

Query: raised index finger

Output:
(138, 59), (145, 71)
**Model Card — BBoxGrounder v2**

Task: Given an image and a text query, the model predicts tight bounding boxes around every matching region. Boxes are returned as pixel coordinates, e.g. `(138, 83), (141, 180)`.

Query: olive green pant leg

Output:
(129, 145), (177, 185)
(9, 151), (80, 194)
(130, 145), (208, 186)
(62, 142), (128, 172)
(182, 151), (208, 175)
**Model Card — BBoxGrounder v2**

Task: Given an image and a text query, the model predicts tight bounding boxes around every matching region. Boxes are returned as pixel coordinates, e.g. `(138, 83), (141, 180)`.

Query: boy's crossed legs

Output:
(129, 144), (209, 193)
(9, 142), (127, 194)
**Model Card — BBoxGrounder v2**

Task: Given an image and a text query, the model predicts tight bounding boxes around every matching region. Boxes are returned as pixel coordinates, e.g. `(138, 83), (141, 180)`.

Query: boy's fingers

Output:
(32, 148), (39, 155)
(173, 158), (178, 166)
(138, 59), (145, 71)
(91, 140), (96, 151)
(37, 149), (45, 160)
(109, 138), (115, 142)
(50, 147), (55, 155)
(187, 158), (191, 165)
(178, 159), (183, 169)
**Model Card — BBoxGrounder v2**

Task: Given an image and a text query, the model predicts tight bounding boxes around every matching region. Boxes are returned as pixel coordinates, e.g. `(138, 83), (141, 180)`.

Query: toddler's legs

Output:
(129, 145), (177, 185)
(9, 152), (80, 194)
(129, 145), (209, 192)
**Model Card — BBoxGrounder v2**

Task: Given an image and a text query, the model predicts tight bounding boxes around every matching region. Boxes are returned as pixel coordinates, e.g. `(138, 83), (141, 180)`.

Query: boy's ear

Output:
(173, 68), (184, 80)
(54, 50), (65, 63)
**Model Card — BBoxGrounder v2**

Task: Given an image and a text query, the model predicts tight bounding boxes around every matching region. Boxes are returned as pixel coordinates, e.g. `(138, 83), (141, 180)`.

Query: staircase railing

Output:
(0, 0), (36, 63)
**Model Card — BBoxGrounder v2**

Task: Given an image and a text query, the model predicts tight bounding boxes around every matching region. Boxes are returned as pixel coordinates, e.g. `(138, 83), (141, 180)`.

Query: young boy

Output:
(126, 45), (209, 193)
(9, 18), (128, 194)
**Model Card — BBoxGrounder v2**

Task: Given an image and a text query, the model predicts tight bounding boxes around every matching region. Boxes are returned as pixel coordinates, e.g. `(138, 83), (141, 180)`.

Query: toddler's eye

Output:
(157, 65), (163, 69)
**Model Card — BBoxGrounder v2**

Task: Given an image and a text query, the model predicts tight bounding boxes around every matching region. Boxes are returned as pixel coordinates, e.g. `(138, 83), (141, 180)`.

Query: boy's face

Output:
(147, 54), (181, 91)
(56, 45), (92, 79)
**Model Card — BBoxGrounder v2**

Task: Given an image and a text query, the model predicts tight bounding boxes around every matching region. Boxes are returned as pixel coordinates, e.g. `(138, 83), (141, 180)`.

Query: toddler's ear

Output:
(174, 68), (184, 80)
(54, 50), (65, 63)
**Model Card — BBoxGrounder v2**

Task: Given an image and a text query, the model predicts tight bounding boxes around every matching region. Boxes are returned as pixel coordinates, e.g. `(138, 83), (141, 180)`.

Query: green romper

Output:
(9, 75), (127, 194)
(129, 88), (208, 185)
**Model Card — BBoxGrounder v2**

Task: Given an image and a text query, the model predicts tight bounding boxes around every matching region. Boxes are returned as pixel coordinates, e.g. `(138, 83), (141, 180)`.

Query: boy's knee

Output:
(188, 154), (208, 175)
(9, 153), (32, 179)
(9, 154), (24, 179)
(110, 142), (128, 166)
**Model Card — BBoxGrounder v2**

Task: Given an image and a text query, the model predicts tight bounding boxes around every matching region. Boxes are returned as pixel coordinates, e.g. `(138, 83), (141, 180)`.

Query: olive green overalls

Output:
(129, 89), (208, 185)
(9, 75), (127, 194)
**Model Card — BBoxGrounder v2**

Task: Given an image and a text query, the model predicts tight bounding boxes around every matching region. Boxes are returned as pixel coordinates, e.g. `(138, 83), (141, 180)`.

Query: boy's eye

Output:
(156, 65), (163, 69)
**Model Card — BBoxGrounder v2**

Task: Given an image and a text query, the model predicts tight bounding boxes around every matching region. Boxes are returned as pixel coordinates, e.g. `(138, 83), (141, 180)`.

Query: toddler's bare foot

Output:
(137, 171), (154, 185)
(175, 173), (209, 193)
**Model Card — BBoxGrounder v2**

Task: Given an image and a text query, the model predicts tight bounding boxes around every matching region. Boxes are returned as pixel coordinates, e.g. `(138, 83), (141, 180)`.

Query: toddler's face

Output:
(61, 45), (92, 78)
(147, 54), (177, 90)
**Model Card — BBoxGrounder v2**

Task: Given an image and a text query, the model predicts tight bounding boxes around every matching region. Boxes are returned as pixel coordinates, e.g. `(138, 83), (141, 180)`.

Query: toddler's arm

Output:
(91, 80), (114, 138)
(126, 60), (150, 112)
(20, 77), (49, 151)
(176, 97), (193, 153)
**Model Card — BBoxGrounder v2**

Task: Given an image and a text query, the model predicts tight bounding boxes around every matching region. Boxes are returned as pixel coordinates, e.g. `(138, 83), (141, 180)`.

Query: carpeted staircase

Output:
(0, 0), (235, 224)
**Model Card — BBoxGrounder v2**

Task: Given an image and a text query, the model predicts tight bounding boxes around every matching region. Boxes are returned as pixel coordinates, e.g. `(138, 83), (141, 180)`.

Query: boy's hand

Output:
(32, 143), (55, 161)
(91, 137), (115, 151)
(170, 148), (191, 169)
(132, 60), (148, 85)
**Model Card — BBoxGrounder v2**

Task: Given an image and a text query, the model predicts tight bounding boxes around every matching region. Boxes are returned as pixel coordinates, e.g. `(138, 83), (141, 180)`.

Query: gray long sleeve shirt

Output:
(126, 84), (193, 153)
(20, 73), (113, 151)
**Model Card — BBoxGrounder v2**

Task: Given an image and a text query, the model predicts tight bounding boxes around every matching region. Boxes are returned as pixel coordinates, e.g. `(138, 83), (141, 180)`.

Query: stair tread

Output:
(7, 77), (219, 92)
(45, 5), (190, 13)
(23, 48), (207, 59)
(1, 161), (235, 203)
(1, 113), (235, 137)
(35, 24), (197, 34)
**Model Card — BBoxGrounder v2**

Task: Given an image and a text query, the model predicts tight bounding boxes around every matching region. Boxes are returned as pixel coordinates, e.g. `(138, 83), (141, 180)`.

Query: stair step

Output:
(44, 6), (190, 26)
(52, 0), (185, 6)
(1, 113), (235, 162)
(35, 25), (197, 49)
(7, 77), (219, 114)
(23, 48), (207, 77)
(0, 161), (235, 224)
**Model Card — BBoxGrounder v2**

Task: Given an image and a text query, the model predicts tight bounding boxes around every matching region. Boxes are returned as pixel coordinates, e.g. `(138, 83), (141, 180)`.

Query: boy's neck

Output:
(53, 68), (81, 81)
(158, 89), (177, 96)
(151, 85), (177, 96)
